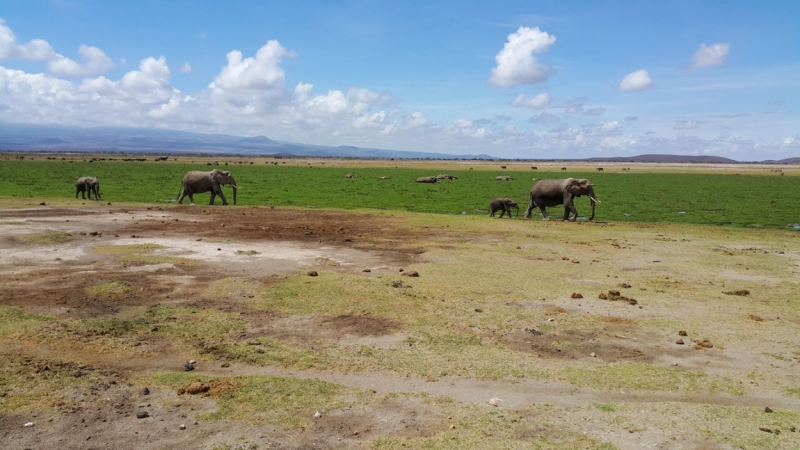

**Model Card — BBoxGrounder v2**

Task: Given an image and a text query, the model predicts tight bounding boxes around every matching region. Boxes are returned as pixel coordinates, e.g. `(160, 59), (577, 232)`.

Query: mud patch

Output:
(320, 313), (400, 337)
(499, 328), (651, 362)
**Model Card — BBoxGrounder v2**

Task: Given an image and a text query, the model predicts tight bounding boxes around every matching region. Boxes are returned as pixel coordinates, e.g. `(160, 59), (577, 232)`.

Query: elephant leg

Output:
(188, 193), (195, 205)
(540, 206), (549, 220)
(216, 189), (228, 206)
(505, 207), (512, 218)
(209, 191), (216, 205)
(489, 210), (495, 217)
(564, 201), (578, 221)
(75, 189), (79, 199)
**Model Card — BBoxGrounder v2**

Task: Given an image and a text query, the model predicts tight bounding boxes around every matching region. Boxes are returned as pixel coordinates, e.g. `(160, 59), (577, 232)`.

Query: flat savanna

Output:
(1, 155), (799, 449)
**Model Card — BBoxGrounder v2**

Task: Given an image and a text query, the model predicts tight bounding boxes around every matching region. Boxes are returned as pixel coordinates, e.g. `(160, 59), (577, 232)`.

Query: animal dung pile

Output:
(723, 289), (750, 296)
(598, 290), (638, 305)
(307, 270), (318, 276)
(571, 293), (583, 299)
(402, 270), (419, 277)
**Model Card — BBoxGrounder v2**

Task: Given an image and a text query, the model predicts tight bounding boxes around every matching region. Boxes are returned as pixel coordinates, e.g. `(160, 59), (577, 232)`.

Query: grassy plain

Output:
(1, 156), (799, 228)
(1, 155), (799, 449)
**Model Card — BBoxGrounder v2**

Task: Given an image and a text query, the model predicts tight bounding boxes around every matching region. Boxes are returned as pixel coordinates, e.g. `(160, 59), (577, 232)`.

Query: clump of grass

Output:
(0, 306), (52, 336)
(142, 372), (349, 428)
(86, 281), (132, 296)
(556, 363), (745, 395)
(17, 232), (70, 245)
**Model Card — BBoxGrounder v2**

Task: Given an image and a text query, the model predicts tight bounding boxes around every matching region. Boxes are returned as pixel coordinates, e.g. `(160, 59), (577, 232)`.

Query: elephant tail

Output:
(177, 182), (184, 201)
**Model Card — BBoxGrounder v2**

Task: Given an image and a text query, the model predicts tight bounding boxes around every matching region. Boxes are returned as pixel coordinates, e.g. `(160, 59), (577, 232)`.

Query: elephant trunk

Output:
(514, 205), (519, 219)
(588, 186), (597, 221)
(230, 179), (238, 205)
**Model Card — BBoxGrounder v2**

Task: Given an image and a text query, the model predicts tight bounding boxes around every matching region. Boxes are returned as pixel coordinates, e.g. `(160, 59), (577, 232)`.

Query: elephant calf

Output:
(416, 176), (437, 183)
(489, 197), (519, 218)
(75, 176), (100, 200)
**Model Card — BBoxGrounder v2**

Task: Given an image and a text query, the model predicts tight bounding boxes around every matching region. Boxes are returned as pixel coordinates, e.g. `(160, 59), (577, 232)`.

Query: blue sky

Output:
(1, 0), (798, 160)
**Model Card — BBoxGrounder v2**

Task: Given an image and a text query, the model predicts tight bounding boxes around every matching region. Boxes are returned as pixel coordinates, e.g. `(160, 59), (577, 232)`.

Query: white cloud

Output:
(510, 92), (550, 109)
(0, 19), (56, 61)
(529, 112), (562, 125)
(48, 44), (115, 77)
(691, 43), (730, 68)
(1, 19), (113, 76)
(210, 40), (293, 92)
(674, 120), (705, 130)
(488, 26), (556, 87)
(618, 69), (653, 91)
(179, 62), (192, 73)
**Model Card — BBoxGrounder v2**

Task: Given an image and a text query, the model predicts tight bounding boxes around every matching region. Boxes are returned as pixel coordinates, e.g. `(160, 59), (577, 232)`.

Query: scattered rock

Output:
(314, 411), (322, 418)
(136, 411), (149, 419)
(404, 270), (419, 277)
(141, 387), (150, 395)
(516, 246), (521, 249)
(474, 308), (483, 313)
(749, 314), (764, 322)
(247, 339), (261, 345)
(362, 268), (371, 272)
(571, 259), (580, 264)
(765, 407), (773, 413)
(676, 339), (685, 345)
(488, 397), (503, 406)
(186, 382), (210, 395)
(391, 281), (408, 289)
(176, 388), (186, 395)
(23, 422), (34, 427)
(221, 362), (230, 368)
(618, 283), (632, 288)
(590, 352), (597, 357)
(562, 257), (570, 261)
(571, 293), (583, 299)
(790, 426), (796, 432)
(724, 289), (750, 296)
(678, 331), (688, 336)
(759, 427), (773, 433)
(39, 202), (46, 206)
(179, 424), (186, 430)
(184, 361), (195, 371)
(307, 271), (318, 277)
(399, 268), (404, 272)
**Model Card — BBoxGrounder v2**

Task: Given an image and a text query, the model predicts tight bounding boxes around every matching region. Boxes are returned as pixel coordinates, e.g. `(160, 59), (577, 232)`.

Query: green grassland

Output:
(1, 159), (799, 229)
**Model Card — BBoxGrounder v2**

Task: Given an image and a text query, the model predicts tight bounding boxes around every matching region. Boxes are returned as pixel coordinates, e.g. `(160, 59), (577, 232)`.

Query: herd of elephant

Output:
(75, 169), (597, 221)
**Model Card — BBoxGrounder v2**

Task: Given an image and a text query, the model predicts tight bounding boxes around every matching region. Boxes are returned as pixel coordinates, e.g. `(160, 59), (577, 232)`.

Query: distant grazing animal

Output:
(500, 166), (507, 169)
(416, 176), (438, 183)
(75, 177), (100, 200)
(597, 167), (604, 171)
(489, 197), (519, 218)
(154, 156), (168, 161)
(561, 167), (567, 171)
(436, 174), (457, 180)
(495, 176), (513, 181)
(531, 166), (538, 170)
(345, 173), (355, 178)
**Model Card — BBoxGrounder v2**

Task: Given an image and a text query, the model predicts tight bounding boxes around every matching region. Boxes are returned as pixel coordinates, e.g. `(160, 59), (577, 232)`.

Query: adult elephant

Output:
(524, 178), (598, 221)
(177, 169), (238, 205)
(489, 197), (518, 218)
(75, 177), (100, 200)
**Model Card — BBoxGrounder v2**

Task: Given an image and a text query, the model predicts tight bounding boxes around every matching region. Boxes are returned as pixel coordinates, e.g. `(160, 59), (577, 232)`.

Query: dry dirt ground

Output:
(1, 203), (799, 449)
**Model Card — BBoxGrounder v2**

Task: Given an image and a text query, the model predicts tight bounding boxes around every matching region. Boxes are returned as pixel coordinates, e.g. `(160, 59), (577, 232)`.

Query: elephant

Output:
(177, 169), (238, 205)
(489, 197), (519, 218)
(436, 174), (457, 180)
(523, 178), (598, 221)
(75, 177), (100, 200)
(495, 176), (513, 181)
(416, 176), (437, 183)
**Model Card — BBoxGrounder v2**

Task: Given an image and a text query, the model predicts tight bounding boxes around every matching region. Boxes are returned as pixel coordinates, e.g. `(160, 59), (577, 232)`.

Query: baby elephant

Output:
(489, 197), (519, 218)
(75, 176), (100, 200)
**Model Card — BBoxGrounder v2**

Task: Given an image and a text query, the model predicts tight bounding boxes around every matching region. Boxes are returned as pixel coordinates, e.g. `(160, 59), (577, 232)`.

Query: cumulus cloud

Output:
(210, 40), (293, 92)
(618, 69), (653, 91)
(0, 19), (56, 61)
(510, 92), (550, 109)
(691, 43), (730, 68)
(179, 62), (192, 73)
(529, 111), (562, 125)
(1, 19), (113, 76)
(48, 44), (115, 77)
(488, 26), (556, 87)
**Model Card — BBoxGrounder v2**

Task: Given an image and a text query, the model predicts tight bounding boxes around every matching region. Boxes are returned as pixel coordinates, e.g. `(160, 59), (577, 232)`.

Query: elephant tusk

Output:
(590, 196), (601, 203)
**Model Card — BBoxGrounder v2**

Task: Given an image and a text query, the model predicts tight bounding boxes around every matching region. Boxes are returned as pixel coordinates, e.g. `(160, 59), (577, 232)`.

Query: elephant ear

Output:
(566, 181), (582, 197)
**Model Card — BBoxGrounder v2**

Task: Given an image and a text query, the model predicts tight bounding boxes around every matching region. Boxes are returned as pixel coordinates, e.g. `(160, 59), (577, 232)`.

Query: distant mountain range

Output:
(0, 123), (798, 163)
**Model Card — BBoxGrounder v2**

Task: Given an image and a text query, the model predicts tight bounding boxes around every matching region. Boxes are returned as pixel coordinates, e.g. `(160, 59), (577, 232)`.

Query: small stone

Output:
(176, 388), (186, 395)
(314, 411), (322, 418)
(590, 352), (596, 357)
(221, 362), (230, 368)
(39, 202), (46, 206)
(141, 387), (150, 395)
(474, 308), (483, 313)
(184, 362), (194, 371)
(217, 248), (221, 251)
(179, 424), (186, 430)
(24, 422), (34, 427)
(790, 426), (796, 432)
(399, 268), (404, 272)
(136, 411), (149, 419)
(678, 331), (687, 336)
(676, 339), (684, 345)
(516, 246), (521, 249)
(547, 318), (554, 322)
(362, 268), (371, 272)
(571, 293), (583, 299)
(765, 406), (773, 413)
(307, 270), (318, 277)
(405, 270), (419, 277)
